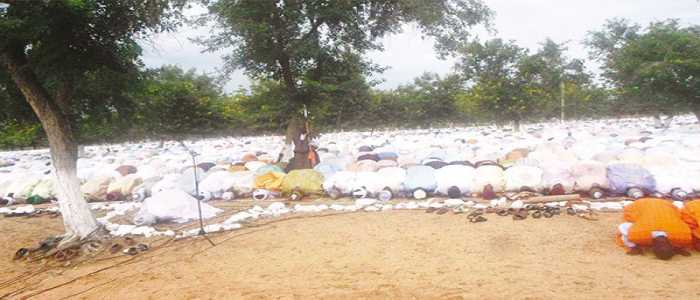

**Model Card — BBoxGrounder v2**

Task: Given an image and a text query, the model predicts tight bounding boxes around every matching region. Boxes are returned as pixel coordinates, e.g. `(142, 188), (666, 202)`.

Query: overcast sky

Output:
(141, 0), (700, 93)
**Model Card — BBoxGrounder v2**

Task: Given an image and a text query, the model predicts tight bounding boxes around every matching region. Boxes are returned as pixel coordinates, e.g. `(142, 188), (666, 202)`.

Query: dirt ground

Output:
(1, 208), (700, 299)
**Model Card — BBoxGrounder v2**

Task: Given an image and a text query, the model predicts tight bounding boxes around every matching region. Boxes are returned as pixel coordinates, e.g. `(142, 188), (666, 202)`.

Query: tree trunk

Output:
(2, 51), (100, 242)
(513, 118), (521, 132)
(335, 109), (343, 131)
(77, 144), (86, 158)
(653, 114), (663, 128)
(695, 108), (700, 128)
(278, 55), (301, 103)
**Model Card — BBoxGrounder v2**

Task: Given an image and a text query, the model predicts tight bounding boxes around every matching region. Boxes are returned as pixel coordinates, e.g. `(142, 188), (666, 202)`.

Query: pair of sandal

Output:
(511, 209), (529, 220)
(122, 243), (149, 256)
(565, 207), (598, 220)
(467, 209), (487, 223)
(53, 248), (80, 262)
(494, 208), (529, 220)
(425, 207), (450, 215)
(109, 237), (148, 256)
(14, 236), (64, 260)
(531, 210), (554, 219)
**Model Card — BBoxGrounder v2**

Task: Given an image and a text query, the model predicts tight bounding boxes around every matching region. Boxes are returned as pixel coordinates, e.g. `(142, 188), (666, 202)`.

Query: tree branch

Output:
(1, 47), (75, 146)
(300, 16), (322, 42)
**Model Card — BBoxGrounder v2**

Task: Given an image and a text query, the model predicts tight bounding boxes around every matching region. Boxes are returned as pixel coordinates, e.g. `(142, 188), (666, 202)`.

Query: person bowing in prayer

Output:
(617, 198), (692, 260)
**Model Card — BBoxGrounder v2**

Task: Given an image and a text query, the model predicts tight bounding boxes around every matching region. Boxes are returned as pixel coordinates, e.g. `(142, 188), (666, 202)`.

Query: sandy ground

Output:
(1, 207), (700, 299)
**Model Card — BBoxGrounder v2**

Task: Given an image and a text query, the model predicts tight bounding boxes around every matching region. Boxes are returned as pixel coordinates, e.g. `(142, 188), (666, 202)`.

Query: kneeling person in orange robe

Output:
(617, 198), (692, 260)
(681, 199), (700, 251)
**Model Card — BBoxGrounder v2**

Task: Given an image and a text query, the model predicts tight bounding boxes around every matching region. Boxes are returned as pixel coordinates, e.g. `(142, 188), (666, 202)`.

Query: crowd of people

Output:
(0, 115), (699, 259)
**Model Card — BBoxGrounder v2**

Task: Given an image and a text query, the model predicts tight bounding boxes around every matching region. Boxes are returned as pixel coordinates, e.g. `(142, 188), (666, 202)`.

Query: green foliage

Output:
(72, 67), (147, 143)
(1, 64), (239, 148)
(0, 0), (184, 83)
(587, 19), (700, 118)
(135, 65), (226, 138)
(199, 0), (492, 119)
(2, 4), (696, 151)
(527, 39), (593, 119)
(456, 39), (539, 126)
(0, 0), (188, 153)
(236, 80), (300, 132)
(0, 120), (41, 149)
(390, 73), (467, 126)
(455, 38), (610, 127)
(0, 68), (37, 124)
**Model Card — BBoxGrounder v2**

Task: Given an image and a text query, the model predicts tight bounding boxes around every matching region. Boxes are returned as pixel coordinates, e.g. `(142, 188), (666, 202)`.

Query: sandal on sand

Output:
(543, 210), (554, 218)
(110, 243), (124, 254)
(453, 206), (466, 214)
(496, 209), (510, 216)
(467, 210), (483, 219)
(531, 210), (542, 219)
(566, 207), (576, 216)
(436, 207), (450, 215)
(54, 249), (78, 261)
(123, 247), (138, 256)
(14, 248), (29, 260)
(82, 241), (103, 254)
(547, 207), (561, 215)
(512, 209), (528, 220)
(469, 215), (487, 223)
(136, 243), (149, 252)
(425, 207), (438, 213)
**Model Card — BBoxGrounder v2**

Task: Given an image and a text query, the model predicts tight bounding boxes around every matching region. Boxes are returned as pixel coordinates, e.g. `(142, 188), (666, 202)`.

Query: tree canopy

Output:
(0, 7), (697, 151)
(587, 19), (700, 118)
(198, 0), (493, 119)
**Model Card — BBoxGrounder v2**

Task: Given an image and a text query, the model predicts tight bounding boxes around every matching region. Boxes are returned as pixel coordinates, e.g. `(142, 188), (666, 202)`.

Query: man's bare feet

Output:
(674, 248), (691, 257)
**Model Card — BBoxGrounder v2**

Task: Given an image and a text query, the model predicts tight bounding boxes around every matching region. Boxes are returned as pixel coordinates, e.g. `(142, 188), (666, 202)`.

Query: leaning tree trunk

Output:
(2, 52), (100, 244)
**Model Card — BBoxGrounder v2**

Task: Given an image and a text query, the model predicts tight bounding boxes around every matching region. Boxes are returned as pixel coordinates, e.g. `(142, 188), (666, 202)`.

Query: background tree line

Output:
(1, 17), (697, 149)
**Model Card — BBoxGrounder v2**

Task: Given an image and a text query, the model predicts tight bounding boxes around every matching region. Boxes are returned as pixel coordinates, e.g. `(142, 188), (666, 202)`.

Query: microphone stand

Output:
(183, 141), (215, 246)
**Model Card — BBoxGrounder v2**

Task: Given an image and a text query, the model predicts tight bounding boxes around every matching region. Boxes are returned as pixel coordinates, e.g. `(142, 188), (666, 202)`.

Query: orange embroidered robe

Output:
(681, 199), (700, 241)
(617, 198), (692, 248)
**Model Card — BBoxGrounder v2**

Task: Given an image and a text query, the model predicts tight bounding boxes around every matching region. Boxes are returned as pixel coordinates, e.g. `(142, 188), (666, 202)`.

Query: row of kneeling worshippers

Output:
(617, 198), (700, 260)
(1, 115), (699, 204)
(1, 157), (696, 205)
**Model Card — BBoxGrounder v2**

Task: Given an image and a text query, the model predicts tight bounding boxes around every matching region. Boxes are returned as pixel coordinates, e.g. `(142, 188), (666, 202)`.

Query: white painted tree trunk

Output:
(77, 144), (86, 158)
(51, 145), (100, 239)
(2, 50), (100, 243)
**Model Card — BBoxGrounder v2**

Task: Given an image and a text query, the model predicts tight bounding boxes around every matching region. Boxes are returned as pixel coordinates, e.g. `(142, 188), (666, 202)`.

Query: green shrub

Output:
(0, 121), (42, 149)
